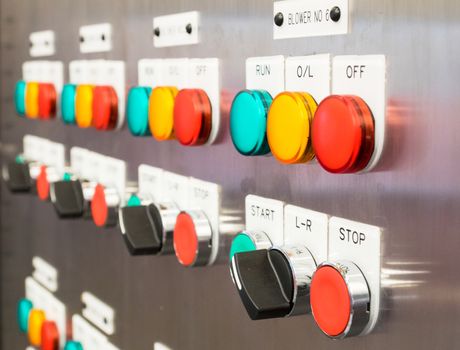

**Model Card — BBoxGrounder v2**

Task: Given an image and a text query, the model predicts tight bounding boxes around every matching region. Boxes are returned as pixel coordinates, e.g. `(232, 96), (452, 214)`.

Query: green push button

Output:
(230, 90), (273, 156)
(65, 341), (84, 350)
(14, 80), (27, 116)
(17, 298), (33, 332)
(127, 86), (152, 136)
(61, 84), (77, 125)
(229, 232), (257, 261)
(127, 194), (141, 207)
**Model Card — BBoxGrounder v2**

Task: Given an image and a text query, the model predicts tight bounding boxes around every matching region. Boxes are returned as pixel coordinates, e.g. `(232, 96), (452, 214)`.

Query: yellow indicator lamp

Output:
(267, 92), (318, 164)
(75, 85), (94, 128)
(25, 82), (40, 118)
(148, 86), (178, 141)
(28, 309), (46, 346)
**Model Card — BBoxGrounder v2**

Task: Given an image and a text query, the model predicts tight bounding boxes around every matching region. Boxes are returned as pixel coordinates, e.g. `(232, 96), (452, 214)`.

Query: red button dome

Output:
(312, 95), (375, 173)
(36, 166), (50, 201)
(92, 86), (118, 130)
(173, 212), (199, 266)
(173, 89), (212, 146)
(41, 321), (59, 350)
(38, 83), (57, 119)
(91, 184), (108, 227)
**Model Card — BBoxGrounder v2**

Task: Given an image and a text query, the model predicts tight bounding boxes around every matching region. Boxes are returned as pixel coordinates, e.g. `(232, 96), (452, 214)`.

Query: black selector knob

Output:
(231, 249), (294, 320)
(3, 162), (33, 192)
(50, 180), (85, 218)
(119, 204), (164, 255)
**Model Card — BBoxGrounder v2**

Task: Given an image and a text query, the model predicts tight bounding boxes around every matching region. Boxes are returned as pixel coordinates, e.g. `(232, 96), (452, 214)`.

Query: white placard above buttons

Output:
(82, 292), (115, 336)
(29, 30), (55, 57)
(138, 59), (164, 87)
(22, 61), (64, 92)
(246, 55), (285, 97)
(32, 256), (58, 293)
(273, 0), (349, 39)
(138, 165), (164, 202)
(80, 23), (113, 53)
(285, 54), (331, 103)
(153, 11), (200, 47)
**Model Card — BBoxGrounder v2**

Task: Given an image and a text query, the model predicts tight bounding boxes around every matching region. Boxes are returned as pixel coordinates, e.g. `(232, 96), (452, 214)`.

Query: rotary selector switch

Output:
(3, 160), (35, 193)
(92, 86), (118, 130)
(50, 178), (86, 218)
(310, 261), (371, 338)
(41, 320), (59, 350)
(230, 246), (316, 320)
(229, 230), (272, 260)
(119, 200), (179, 255)
(173, 210), (213, 267)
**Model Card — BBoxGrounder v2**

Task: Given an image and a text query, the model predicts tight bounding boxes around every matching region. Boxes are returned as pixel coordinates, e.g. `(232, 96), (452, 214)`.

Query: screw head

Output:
(274, 12), (284, 27)
(330, 6), (341, 22)
(79, 36), (84, 43)
(154, 27), (160, 37)
(186, 23), (192, 34)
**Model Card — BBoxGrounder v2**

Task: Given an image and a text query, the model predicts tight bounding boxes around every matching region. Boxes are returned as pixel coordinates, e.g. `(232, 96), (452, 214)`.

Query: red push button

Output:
(310, 265), (351, 337)
(91, 184), (108, 227)
(38, 83), (57, 119)
(312, 95), (375, 173)
(173, 89), (212, 146)
(37, 166), (50, 201)
(92, 86), (118, 130)
(173, 212), (198, 266)
(41, 321), (59, 350)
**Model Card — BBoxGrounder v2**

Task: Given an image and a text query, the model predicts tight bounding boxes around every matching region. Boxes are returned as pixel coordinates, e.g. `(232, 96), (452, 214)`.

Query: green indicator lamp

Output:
(14, 80), (27, 116)
(61, 84), (77, 125)
(229, 233), (257, 261)
(15, 155), (25, 164)
(63, 172), (72, 181)
(127, 86), (152, 136)
(127, 194), (142, 207)
(64, 341), (84, 350)
(17, 298), (33, 333)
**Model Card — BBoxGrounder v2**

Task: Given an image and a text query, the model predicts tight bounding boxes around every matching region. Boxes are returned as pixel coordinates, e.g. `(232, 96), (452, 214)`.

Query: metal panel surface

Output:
(1, 0), (460, 349)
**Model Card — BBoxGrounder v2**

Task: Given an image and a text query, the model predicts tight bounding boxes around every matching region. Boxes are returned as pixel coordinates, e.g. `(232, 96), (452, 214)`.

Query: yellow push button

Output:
(75, 85), (94, 128)
(25, 82), (40, 119)
(148, 87), (178, 141)
(267, 92), (317, 164)
(28, 309), (46, 346)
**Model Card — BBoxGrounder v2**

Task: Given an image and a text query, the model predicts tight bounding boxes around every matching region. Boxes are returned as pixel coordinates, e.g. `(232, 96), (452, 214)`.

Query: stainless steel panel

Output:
(1, 0), (459, 349)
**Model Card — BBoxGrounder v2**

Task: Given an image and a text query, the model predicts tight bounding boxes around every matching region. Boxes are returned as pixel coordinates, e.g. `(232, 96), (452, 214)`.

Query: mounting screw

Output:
(330, 6), (341, 22)
(154, 27), (160, 37)
(186, 23), (193, 34)
(29, 41), (33, 48)
(101, 34), (106, 41)
(274, 12), (284, 27)
(79, 36), (85, 43)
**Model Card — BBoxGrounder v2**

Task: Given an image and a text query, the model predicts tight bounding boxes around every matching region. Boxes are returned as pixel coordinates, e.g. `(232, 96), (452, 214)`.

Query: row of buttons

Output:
(15, 81), (57, 119)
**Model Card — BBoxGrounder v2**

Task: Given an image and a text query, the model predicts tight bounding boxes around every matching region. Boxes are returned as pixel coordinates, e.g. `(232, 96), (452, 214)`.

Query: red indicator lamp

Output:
(92, 86), (118, 130)
(41, 321), (59, 350)
(38, 83), (57, 119)
(312, 95), (375, 173)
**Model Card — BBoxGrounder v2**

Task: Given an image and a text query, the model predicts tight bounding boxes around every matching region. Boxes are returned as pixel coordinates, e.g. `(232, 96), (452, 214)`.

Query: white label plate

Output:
(332, 55), (386, 171)
(161, 171), (189, 209)
(44, 140), (66, 175)
(153, 11), (200, 47)
(138, 165), (164, 202)
(273, 0), (349, 39)
(32, 256), (58, 293)
(138, 59), (164, 87)
(82, 292), (115, 336)
(162, 58), (189, 88)
(73, 314), (110, 350)
(245, 195), (284, 246)
(284, 205), (328, 264)
(154, 343), (173, 350)
(80, 23), (112, 53)
(22, 61), (64, 93)
(98, 156), (126, 199)
(29, 30), (55, 57)
(70, 147), (90, 179)
(246, 56), (285, 97)
(328, 216), (381, 335)
(285, 54), (331, 103)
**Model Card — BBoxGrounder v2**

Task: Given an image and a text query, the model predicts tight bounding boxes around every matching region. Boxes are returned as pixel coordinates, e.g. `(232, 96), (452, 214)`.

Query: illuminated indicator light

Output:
(75, 85), (94, 128)
(25, 82), (40, 118)
(229, 233), (256, 261)
(38, 83), (57, 119)
(230, 90), (272, 156)
(267, 92), (317, 164)
(310, 265), (351, 337)
(36, 166), (50, 201)
(173, 212), (198, 267)
(61, 84), (77, 125)
(173, 89), (212, 146)
(92, 86), (118, 130)
(64, 341), (84, 350)
(28, 309), (46, 346)
(14, 80), (27, 116)
(127, 86), (152, 136)
(17, 298), (33, 333)
(148, 86), (178, 141)
(91, 184), (108, 227)
(41, 321), (59, 350)
(312, 95), (375, 173)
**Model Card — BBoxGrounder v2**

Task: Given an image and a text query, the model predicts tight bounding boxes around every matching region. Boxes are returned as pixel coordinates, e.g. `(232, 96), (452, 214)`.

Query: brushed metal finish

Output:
(1, 0), (460, 349)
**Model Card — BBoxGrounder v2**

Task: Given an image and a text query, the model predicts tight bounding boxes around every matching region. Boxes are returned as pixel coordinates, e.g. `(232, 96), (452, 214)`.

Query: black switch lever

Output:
(231, 249), (294, 320)
(3, 162), (33, 192)
(50, 180), (85, 218)
(119, 204), (164, 255)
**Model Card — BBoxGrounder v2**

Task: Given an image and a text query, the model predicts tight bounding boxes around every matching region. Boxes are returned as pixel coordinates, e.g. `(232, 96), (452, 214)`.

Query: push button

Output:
(3, 161), (33, 192)
(126, 86), (152, 136)
(230, 246), (315, 320)
(310, 261), (370, 338)
(25, 82), (40, 118)
(36, 166), (50, 201)
(229, 231), (271, 261)
(91, 184), (119, 227)
(41, 321), (59, 350)
(50, 179), (85, 218)
(28, 309), (46, 346)
(61, 84), (77, 125)
(92, 86), (118, 130)
(148, 87), (178, 141)
(38, 83), (57, 119)
(230, 90), (272, 156)
(17, 298), (33, 333)
(75, 85), (94, 128)
(14, 80), (27, 116)
(267, 92), (317, 164)
(312, 95), (375, 173)
(173, 211), (212, 267)
(64, 341), (83, 350)
(173, 89), (212, 146)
